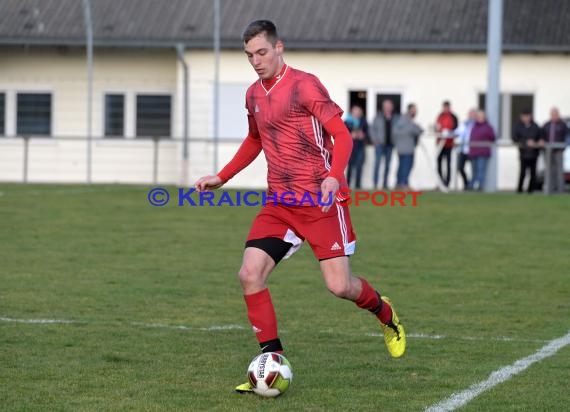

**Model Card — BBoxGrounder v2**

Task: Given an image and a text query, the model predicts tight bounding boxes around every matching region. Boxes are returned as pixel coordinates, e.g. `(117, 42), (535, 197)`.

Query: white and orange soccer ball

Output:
(247, 352), (293, 397)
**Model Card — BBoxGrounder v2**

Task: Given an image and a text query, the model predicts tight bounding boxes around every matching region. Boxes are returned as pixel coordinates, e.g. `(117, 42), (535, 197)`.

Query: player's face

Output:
(244, 34), (284, 80)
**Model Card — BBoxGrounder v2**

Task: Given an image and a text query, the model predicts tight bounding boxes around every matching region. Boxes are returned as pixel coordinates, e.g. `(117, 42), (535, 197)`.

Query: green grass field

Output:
(1, 184), (569, 411)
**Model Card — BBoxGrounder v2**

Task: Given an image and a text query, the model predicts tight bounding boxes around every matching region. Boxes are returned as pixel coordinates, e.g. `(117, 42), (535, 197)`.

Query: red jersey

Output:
(436, 111), (458, 148)
(245, 66), (348, 204)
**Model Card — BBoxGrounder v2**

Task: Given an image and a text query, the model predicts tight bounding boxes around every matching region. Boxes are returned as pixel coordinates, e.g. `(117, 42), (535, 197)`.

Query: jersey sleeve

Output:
(323, 115), (353, 182)
(299, 74), (343, 125)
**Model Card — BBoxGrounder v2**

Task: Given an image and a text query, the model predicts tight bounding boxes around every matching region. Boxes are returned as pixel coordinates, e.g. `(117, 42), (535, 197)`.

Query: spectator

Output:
(370, 99), (399, 189)
(435, 101), (459, 188)
(345, 105), (369, 189)
(542, 107), (568, 193)
(455, 108), (477, 190)
(512, 109), (543, 193)
(394, 103), (423, 189)
(469, 110), (496, 191)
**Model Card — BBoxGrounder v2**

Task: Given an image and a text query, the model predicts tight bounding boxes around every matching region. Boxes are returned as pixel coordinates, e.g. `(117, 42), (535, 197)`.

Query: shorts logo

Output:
(252, 325), (262, 333)
(255, 105), (260, 113)
(330, 242), (342, 251)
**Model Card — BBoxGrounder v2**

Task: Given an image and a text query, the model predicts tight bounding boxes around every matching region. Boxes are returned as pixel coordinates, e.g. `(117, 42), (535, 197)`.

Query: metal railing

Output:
(0, 135), (245, 186)
(0, 135), (568, 194)
(426, 137), (569, 194)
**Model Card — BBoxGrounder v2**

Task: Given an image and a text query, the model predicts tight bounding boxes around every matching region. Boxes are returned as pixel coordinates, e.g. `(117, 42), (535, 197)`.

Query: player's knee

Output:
(325, 278), (352, 299)
(238, 265), (263, 287)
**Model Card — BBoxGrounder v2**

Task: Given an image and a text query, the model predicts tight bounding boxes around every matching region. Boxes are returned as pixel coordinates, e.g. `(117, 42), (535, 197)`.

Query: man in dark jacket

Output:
(542, 107), (568, 193)
(345, 105), (369, 189)
(512, 109), (544, 193)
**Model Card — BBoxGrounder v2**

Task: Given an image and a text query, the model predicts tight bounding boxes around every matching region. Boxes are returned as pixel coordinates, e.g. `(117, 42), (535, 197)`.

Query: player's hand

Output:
(320, 176), (339, 213)
(194, 175), (223, 192)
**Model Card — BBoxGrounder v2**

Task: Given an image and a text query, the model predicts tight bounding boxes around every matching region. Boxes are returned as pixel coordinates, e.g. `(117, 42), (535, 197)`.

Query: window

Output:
(0, 93), (5, 136)
(17, 93), (52, 136)
(510, 94), (534, 132)
(136, 95), (171, 137)
(376, 93), (402, 115)
(104, 94), (125, 137)
(349, 90), (368, 117)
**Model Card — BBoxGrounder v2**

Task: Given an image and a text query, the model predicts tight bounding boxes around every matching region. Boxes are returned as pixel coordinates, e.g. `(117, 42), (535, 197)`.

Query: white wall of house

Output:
(1, 47), (568, 189)
(0, 47), (177, 137)
(186, 50), (570, 190)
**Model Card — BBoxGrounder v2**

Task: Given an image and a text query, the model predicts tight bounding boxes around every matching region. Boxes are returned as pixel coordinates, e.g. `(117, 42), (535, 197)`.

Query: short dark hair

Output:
(443, 100), (451, 107)
(521, 108), (532, 115)
(407, 103), (416, 111)
(242, 20), (279, 45)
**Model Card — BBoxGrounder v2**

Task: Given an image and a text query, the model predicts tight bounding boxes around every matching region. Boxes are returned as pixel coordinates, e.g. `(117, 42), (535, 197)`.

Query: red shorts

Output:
(247, 202), (357, 260)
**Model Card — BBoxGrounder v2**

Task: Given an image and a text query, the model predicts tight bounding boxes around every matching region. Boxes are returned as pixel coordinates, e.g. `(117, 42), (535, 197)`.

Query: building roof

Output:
(1, 0), (569, 52)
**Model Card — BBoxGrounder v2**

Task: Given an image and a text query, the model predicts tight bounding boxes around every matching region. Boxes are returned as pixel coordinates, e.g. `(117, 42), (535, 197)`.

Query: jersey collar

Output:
(260, 64), (289, 95)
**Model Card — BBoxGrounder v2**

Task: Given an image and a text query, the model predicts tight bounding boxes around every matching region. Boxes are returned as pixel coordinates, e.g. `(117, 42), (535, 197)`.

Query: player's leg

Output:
(236, 206), (303, 393)
(239, 245), (285, 354)
(241, 206), (304, 352)
(319, 256), (405, 358)
(300, 202), (405, 357)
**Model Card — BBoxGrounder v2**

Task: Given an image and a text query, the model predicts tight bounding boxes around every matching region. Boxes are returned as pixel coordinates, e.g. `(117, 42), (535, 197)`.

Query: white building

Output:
(0, 0), (569, 189)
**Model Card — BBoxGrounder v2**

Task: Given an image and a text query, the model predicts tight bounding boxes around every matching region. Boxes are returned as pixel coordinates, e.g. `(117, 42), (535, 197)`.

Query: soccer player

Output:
(194, 20), (406, 393)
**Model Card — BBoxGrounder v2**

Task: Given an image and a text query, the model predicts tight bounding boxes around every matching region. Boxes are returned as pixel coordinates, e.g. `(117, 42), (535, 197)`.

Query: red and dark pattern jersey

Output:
(246, 66), (347, 203)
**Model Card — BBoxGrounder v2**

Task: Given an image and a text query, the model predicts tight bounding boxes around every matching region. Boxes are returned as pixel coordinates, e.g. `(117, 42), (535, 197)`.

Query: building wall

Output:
(187, 50), (570, 189)
(188, 50), (570, 134)
(0, 46), (177, 138)
(1, 47), (568, 189)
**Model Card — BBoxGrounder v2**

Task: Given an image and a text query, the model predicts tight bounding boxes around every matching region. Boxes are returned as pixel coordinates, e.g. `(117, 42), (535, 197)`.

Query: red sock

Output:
(355, 277), (393, 324)
(244, 288), (281, 350)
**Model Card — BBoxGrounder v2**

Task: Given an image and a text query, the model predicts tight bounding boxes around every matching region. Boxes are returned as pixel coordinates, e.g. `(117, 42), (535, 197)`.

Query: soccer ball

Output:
(247, 352), (293, 397)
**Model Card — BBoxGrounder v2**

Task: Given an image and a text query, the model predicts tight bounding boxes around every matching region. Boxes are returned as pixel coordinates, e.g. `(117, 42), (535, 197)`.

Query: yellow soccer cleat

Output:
(235, 381), (254, 394)
(380, 296), (406, 358)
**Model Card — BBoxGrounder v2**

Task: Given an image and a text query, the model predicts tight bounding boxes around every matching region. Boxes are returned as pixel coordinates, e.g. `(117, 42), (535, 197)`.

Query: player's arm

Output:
(195, 116), (262, 191)
(319, 115), (353, 212)
(324, 115), (353, 183)
(298, 75), (353, 211)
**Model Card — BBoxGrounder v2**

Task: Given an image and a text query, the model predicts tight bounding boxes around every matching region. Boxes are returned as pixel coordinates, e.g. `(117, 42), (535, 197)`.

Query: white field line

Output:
(0, 317), (245, 331)
(365, 331), (549, 343)
(0, 316), (551, 343)
(0, 316), (77, 324)
(425, 330), (570, 412)
(132, 322), (245, 331)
